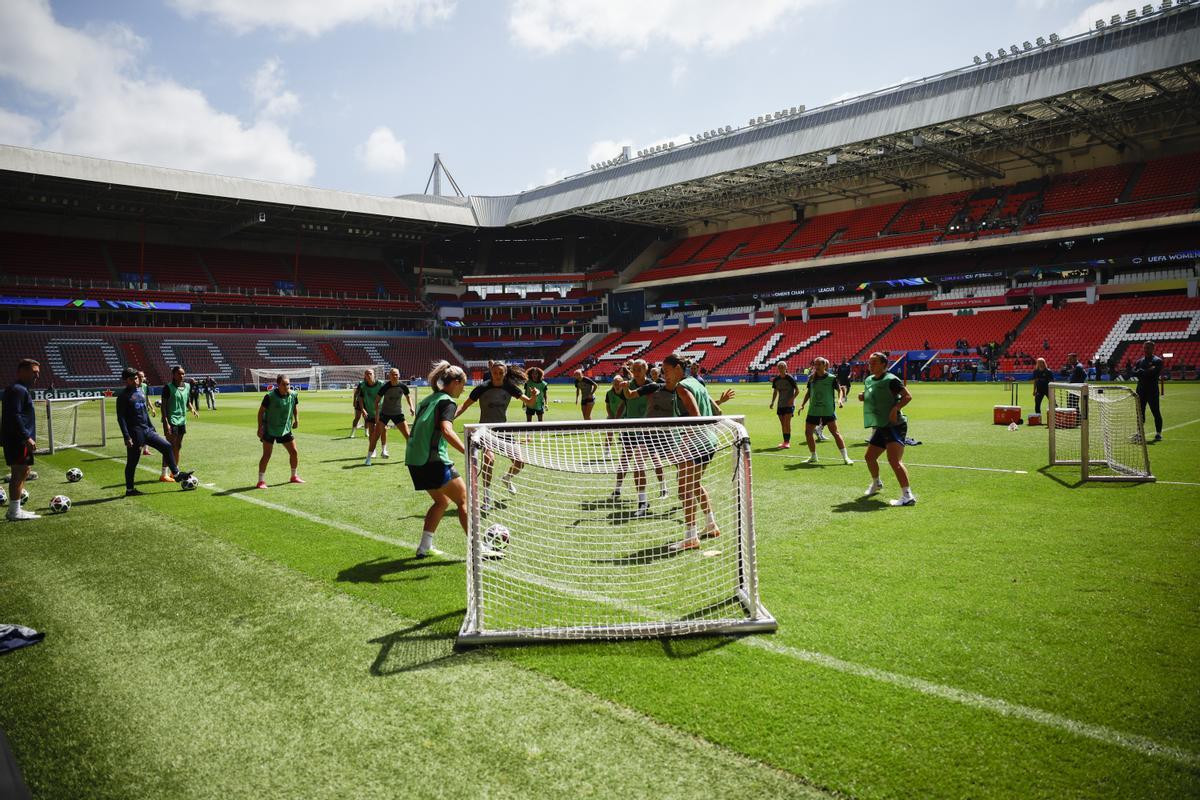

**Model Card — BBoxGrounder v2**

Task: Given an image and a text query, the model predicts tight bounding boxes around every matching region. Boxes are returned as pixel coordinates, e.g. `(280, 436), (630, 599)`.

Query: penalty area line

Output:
(754, 453), (1027, 474)
(76, 448), (457, 559)
(741, 637), (1200, 769)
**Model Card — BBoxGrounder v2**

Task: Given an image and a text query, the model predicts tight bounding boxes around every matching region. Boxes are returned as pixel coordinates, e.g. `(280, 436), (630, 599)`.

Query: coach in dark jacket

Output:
(116, 367), (191, 495)
(1133, 341), (1164, 441)
(2, 359), (41, 521)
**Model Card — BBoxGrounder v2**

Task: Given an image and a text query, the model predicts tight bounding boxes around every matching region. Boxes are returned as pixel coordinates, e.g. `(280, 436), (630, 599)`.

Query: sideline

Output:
(754, 452), (1028, 474)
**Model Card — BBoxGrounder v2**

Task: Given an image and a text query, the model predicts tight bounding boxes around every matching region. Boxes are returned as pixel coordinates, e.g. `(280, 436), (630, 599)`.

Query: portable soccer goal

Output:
(246, 365), (382, 392)
(35, 396), (108, 455)
(457, 415), (777, 645)
(1048, 382), (1154, 482)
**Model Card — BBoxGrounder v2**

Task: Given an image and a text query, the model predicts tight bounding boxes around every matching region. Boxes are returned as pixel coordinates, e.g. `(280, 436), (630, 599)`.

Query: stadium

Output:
(1, 2), (1199, 798)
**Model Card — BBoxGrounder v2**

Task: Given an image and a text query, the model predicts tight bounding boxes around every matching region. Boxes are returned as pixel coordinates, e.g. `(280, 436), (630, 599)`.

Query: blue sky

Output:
(0, 0), (1133, 197)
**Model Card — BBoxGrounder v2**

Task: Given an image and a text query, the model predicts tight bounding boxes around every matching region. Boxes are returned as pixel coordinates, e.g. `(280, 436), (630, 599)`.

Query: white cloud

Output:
(670, 58), (688, 86)
(251, 58), (301, 119)
(509, 0), (820, 54)
(1062, 0), (1130, 35)
(169, 0), (455, 37)
(358, 126), (408, 172)
(0, 108), (40, 147)
(0, 0), (314, 183)
(587, 138), (632, 165)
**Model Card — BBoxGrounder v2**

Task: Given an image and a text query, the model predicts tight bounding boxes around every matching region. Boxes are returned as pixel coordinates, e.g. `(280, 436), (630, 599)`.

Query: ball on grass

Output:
(181, 475), (200, 491)
(66, 467), (83, 483)
(483, 523), (510, 552)
(50, 495), (71, 514)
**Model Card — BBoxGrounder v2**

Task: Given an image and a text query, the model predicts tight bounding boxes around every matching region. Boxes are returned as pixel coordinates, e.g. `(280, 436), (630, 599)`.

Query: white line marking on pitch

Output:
(754, 453), (1027, 474)
(73, 449), (1193, 767)
(77, 448), (462, 560)
(741, 637), (1200, 768)
(1162, 416), (1200, 433)
(1156, 480), (1200, 487)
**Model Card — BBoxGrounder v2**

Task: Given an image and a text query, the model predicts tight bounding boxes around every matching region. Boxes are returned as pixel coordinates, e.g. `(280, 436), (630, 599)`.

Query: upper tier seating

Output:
(0, 233), (112, 283)
(199, 248), (291, 291)
(873, 309), (1027, 352)
(1129, 152), (1200, 201)
(106, 241), (213, 287)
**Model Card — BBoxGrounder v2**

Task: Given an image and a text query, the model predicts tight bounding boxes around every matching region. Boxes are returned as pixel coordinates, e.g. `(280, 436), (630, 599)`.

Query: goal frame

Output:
(1048, 382), (1154, 482)
(245, 364), (381, 392)
(37, 396), (108, 455)
(457, 415), (777, 646)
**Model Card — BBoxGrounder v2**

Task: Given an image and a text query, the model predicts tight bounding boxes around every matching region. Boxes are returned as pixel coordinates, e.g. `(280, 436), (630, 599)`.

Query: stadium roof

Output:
(2, 4), (1198, 235)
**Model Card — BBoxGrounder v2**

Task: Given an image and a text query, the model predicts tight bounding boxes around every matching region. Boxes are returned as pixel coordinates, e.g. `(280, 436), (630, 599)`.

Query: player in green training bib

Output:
(858, 351), (915, 506)
(661, 354), (734, 552)
(523, 367), (549, 422)
(359, 369), (386, 465)
(798, 357), (852, 465)
(406, 361), (470, 558)
(611, 359), (667, 515)
(159, 365), (192, 482)
(256, 374), (303, 489)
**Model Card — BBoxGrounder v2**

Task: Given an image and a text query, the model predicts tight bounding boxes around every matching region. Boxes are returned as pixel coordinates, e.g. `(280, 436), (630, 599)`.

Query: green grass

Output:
(1, 382), (1198, 799)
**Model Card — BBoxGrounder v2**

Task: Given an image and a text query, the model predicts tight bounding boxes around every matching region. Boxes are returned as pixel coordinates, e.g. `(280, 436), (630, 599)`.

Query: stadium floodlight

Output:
(1143, 3), (1153, 12)
(1111, 13), (1121, 23)
(1023, 41), (1033, 50)
(1036, 36), (1046, 46)
(1010, 45), (1020, 55)
(985, 51), (994, 60)
(1162, 0), (1172, 8)
(973, 55), (982, 64)
(1126, 8), (1136, 19)
(1050, 32), (1060, 41)
(1096, 18), (1105, 27)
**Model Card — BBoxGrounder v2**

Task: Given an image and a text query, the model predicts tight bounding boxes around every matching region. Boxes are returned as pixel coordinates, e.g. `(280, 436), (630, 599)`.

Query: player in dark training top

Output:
(454, 361), (538, 512)
(116, 367), (194, 496)
(373, 368), (416, 456)
(768, 361), (799, 449)
(572, 369), (598, 420)
(858, 352), (915, 506)
(3, 359), (40, 521)
(798, 357), (852, 464)
(406, 361), (470, 558)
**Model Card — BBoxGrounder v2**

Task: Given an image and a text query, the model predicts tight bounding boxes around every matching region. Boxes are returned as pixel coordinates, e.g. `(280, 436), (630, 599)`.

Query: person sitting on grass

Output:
(858, 352), (915, 507)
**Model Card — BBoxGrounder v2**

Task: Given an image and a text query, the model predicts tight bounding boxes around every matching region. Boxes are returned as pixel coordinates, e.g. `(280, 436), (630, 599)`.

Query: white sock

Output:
(638, 491), (646, 503)
(705, 510), (717, 529)
(291, 468), (299, 478)
(841, 449), (849, 458)
(258, 471), (265, 482)
(901, 486), (913, 498)
(418, 531), (434, 554)
(368, 450), (376, 458)
(809, 448), (817, 456)
(685, 526), (698, 541)
(162, 467), (170, 477)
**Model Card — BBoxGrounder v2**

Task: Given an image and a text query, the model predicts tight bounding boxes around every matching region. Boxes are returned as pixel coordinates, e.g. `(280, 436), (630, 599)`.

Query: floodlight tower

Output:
(424, 153), (464, 197)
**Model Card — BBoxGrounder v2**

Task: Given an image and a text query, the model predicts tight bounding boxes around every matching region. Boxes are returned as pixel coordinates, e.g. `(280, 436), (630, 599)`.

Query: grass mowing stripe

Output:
(73, 436), (1191, 771)
(75, 447), (452, 557)
(741, 637), (1200, 769)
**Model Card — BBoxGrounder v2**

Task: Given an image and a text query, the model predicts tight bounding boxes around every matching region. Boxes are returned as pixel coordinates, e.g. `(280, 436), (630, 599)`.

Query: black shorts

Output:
(379, 413), (406, 427)
(687, 449), (715, 467)
(581, 398), (595, 407)
(806, 415), (836, 426)
(363, 415), (378, 425)
(868, 423), (908, 449)
(263, 433), (295, 445)
(3, 439), (33, 467)
(167, 424), (186, 437)
(409, 462), (460, 491)
(525, 407), (544, 420)
(777, 405), (795, 417)
(837, 377), (851, 388)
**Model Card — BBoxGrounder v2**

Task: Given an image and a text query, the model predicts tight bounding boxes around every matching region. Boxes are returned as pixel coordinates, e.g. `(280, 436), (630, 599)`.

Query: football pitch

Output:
(2, 382), (1198, 799)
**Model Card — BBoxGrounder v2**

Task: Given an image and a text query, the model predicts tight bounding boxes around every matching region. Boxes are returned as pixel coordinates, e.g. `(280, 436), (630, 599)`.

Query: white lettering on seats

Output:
(43, 338), (123, 382)
(749, 331), (830, 371)
(1097, 310), (1200, 361)
(159, 340), (233, 380)
(342, 340), (393, 368)
(255, 340), (315, 366)
(673, 336), (728, 365)
(599, 340), (653, 361)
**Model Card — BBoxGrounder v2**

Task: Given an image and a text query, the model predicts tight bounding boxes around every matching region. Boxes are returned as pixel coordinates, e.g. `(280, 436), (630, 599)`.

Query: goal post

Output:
(36, 396), (108, 455)
(457, 415), (777, 645)
(245, 364), (383, 392)
(1048, 382), (1153, 482)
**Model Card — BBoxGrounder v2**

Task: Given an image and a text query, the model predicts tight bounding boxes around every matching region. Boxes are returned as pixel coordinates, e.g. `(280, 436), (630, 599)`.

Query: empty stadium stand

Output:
(0, 328), (457, 387)
(872, 309), (1027, 353)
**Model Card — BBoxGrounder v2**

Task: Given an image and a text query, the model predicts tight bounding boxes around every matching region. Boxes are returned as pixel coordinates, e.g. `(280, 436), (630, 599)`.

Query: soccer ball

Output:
(19, 488), (28, 505)
(0, 488), (5, 506)
(483, 523), (510, 552)
(66, 467), (83, 483)
(50, 495), (71, 514)
(180, 475), (200, 491)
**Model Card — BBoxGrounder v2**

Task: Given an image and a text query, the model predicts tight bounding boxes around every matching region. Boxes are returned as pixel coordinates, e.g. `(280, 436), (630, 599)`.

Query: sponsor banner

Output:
(927, 295), (1009, 309)
(1098, 279), (1190, 296)
(33, 388), (107, 400)
(0, 297), (190, 310)
(875, 294), (932, 308)
(1006, 282), (1090, 298)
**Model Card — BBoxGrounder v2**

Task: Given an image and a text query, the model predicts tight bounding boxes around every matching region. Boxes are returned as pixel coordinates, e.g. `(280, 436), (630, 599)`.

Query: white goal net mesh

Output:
(35, 397), (107, 455)
(1048, 383), (1152, 482)
(458, 416), (776, 644)
(247, 365), (382, 391)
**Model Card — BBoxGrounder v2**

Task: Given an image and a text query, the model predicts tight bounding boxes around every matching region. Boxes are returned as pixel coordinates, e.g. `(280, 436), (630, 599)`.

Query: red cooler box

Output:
(993, 405), (1021, 425)
(1027, 413), (1042, 427)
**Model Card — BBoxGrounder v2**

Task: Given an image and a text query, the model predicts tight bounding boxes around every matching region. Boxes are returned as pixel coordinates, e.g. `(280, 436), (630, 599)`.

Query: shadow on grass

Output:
(369, 609), (470, 675)
(660, 636), (737, 659)
(831, 497), (888, 513)
(320, 456), (373, 463)
(101, 480), (157, 489)
(1037, 465), (1082, 488)
(337, 555), (459, 584)
(71, 495), (126, 508)
(752, 446), (788, 454)
(212, 485), (261, 497)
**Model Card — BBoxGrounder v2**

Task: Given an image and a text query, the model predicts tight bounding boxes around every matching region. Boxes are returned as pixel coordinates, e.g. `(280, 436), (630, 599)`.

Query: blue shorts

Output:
(868, 423), (908, 449)
(409, 462), (459, 491)
(3, 438), (33, 467)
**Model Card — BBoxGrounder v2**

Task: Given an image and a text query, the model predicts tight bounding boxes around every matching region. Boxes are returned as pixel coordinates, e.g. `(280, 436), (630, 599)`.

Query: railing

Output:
(0, 274), (420, 305)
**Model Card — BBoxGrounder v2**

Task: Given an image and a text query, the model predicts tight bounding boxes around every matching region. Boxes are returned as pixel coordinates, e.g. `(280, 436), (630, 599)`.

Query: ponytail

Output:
(662, 354), (694, 372)
(428, 360), (466, 391)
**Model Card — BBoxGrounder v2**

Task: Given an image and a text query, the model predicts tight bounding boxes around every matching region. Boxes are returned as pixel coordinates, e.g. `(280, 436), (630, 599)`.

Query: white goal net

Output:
(246, 364), (383, 392)
(35, 397), (108, 455)
(458, 415), (777, 645)
(1048, 382), (1153, 482)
